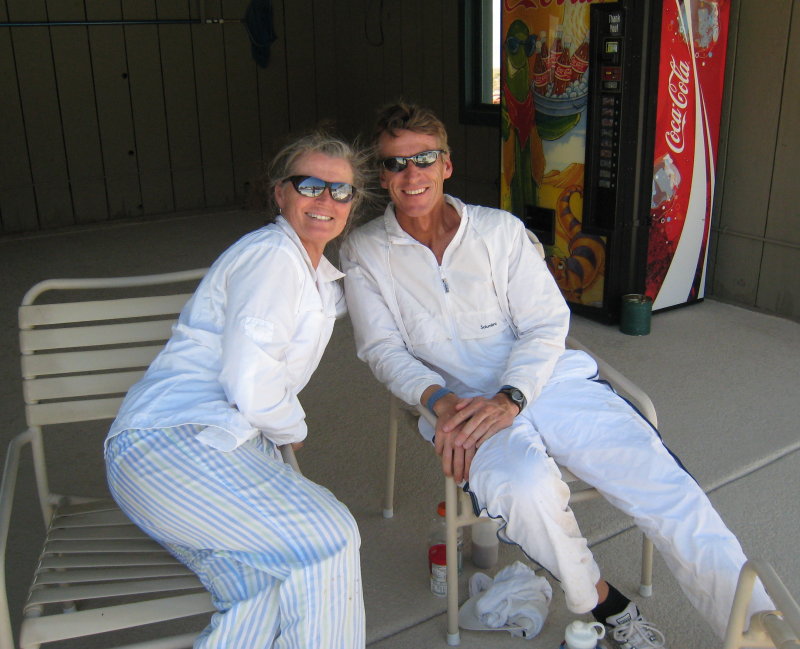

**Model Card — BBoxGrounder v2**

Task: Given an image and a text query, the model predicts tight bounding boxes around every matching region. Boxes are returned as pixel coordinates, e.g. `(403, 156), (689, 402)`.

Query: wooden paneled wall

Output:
(0, 0), (499, 234)
(710, 0), (799, 320)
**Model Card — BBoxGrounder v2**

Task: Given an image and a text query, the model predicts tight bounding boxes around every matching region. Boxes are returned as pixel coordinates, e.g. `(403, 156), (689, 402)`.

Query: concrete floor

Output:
(1, 210), (798, 648)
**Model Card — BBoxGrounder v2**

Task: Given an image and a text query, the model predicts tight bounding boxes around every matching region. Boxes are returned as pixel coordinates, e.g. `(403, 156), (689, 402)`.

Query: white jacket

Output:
(107, 216), (346, 452)
(341, 196), (594, 439)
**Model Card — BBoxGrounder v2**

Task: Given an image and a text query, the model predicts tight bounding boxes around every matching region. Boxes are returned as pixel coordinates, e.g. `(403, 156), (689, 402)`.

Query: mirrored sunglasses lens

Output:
(413, 151), (441, 168)
(382, 157), (407, 172)
(330, 183), (354, 202)
(295, 177), (325, 197)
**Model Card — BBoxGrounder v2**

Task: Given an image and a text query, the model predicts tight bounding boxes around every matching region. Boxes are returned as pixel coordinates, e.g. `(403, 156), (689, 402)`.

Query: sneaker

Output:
(605, 601), (666, 649)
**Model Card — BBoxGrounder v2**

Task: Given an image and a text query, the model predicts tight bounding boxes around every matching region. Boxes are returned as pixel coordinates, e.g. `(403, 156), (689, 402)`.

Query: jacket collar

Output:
(383, 195), (468, 246)
(275, 215), (345, 283)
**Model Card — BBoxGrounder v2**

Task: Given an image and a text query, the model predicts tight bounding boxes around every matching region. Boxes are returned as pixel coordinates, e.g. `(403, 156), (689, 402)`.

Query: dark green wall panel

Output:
(157, 19), (206, 212)
(85, 0), (142, 219)
(0, 4), (38, 232)
(123, 1), (175, 217)
(49, 2), (108, 224)
(255, 0), (290, 164)
(7, 0), (73, 229)
(191, 0), (236, 207)
(223, 19), (264, 199)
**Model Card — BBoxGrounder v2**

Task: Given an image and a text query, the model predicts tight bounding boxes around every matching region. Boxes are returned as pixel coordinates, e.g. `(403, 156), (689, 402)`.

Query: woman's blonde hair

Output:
(259, 130), (373, 236)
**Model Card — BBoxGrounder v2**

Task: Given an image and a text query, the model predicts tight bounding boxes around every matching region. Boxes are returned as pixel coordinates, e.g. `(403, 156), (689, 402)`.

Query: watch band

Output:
(426, 387), (453, 414)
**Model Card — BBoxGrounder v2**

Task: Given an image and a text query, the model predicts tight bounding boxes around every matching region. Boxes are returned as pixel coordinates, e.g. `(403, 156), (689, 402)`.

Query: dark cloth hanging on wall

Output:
(244, 0), (277, 68)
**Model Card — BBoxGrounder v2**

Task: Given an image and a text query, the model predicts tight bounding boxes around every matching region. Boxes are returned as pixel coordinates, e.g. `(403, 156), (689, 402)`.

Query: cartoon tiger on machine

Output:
(545, 184), (606, 303)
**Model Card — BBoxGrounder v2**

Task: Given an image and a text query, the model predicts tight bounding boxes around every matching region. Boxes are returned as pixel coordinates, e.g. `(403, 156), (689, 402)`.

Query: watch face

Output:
(500, 387), (524, 408)
(500, 387), (526, 412)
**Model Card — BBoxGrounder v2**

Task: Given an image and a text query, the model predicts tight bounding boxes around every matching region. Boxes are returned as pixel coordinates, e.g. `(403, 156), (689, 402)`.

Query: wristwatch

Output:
(497, 385), (527, 414)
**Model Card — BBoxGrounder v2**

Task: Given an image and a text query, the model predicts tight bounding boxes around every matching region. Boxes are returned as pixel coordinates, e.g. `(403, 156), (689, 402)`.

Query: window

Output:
(460, 0), (501, 125)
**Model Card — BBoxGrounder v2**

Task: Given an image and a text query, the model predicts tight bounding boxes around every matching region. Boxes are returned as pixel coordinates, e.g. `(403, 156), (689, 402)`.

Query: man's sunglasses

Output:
(380, 149), (446, 173)
(283, 175), (356, 203)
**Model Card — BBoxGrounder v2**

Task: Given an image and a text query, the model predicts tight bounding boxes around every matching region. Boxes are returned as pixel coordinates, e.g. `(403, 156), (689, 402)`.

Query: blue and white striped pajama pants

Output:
(105, 425), (365, 649)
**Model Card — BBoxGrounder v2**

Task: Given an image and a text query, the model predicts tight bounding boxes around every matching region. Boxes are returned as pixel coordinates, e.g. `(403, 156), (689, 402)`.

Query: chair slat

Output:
(27, 576), (204, 607)
(26, 396), (125, 426)
(21, 345), (164, 378)
(52, 507), (133, 527)
(33, 564), (194, 586)
(18, 592), (213, 646)
(24, 370), (146, 402)
(52, 499), (119, 515)
(19, 294), (193, 328)
(42, 538), (164, 554)
(20, 319), (175, 353)
(49, 525), (152, 542)
(40, 553), (178, 570)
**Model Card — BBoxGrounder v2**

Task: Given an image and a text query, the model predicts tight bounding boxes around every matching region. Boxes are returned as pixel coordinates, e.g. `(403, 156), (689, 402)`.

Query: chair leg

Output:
(445, 476), (461, 646)
(444, 478), (480, 645)
(640, 536), (654, 597)
(383, 396), (399, 519)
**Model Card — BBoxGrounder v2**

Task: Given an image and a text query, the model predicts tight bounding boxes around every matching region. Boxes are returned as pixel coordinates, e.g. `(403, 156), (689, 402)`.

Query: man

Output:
(340, 102), (772, 649)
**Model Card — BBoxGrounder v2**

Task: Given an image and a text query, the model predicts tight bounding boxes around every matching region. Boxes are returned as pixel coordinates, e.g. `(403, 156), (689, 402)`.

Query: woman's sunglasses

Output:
(380, 149), (446, 173)
(283, 176), (356, 203)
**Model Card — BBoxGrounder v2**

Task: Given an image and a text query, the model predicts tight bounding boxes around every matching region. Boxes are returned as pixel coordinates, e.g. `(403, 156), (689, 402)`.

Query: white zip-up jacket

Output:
(341, 196), (595, 440)
(107, 216), (346, 452)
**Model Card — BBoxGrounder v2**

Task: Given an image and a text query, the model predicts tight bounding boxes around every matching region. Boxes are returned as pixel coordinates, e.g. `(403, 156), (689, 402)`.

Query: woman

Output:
(105, 132), (368, 649)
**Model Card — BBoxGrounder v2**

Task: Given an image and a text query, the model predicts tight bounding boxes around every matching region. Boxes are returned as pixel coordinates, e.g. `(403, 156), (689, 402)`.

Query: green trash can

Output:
(619, 294), (652, 336)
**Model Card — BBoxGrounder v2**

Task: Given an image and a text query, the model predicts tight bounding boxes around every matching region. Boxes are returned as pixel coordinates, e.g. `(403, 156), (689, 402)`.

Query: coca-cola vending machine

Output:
(499, 0), (730, 322)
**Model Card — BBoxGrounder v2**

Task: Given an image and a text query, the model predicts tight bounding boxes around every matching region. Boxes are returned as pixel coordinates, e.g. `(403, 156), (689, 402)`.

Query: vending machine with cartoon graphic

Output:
(500, 0), (730, 322)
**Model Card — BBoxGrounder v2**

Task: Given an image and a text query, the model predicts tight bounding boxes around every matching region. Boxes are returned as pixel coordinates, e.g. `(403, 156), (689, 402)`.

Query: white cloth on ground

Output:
(463, 561), (552, 639)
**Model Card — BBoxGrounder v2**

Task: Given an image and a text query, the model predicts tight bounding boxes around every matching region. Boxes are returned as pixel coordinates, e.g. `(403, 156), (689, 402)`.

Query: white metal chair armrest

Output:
(566, 335), (657, 427)
(20, 269), (211, 306)
(723, 559), (800, 649)
(0, 429), (37, 649)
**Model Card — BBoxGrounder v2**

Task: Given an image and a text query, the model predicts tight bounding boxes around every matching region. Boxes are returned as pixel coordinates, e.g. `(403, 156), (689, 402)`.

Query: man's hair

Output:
(372, 101), (450, 153)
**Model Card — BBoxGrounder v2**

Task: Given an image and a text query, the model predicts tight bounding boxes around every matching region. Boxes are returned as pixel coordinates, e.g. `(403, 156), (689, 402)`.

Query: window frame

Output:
(459, 0), (500, 126)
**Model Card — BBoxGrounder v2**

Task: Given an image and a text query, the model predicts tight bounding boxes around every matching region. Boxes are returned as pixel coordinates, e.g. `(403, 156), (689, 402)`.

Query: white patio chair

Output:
(723, 559), (799, 649)
(0, 269), (301, 649)
(382, 231), (657, 645)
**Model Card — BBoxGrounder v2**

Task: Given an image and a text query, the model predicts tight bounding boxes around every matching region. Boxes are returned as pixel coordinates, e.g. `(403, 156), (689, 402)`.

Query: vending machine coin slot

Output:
(523, 205), (556, 246)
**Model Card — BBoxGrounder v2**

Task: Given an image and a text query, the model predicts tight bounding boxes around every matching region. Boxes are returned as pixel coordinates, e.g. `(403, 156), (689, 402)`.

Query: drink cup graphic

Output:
(651, 153), (682, 211)
(677, 0), (721, 58)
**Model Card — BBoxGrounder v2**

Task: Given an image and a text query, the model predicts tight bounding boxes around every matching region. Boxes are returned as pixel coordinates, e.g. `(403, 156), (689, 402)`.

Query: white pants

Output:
(467, 376), (772, 638)
(106, 425), (365, 649)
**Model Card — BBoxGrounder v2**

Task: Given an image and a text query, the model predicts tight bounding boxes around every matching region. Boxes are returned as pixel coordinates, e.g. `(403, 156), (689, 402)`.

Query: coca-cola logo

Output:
(665, 57), (692, 154)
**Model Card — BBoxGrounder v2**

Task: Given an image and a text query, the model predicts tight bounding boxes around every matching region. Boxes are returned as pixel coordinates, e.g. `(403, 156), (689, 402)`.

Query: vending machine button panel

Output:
(583, 5), (627, 233)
